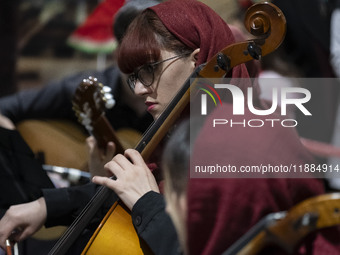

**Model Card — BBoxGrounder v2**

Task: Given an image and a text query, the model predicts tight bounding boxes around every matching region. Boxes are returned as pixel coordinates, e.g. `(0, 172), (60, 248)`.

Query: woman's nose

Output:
(134, 80), (152, 96)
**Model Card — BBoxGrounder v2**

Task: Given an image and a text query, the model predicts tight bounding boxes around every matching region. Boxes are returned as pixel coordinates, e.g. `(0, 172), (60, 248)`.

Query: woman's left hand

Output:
(87, 136), (116, 177)
(92, 149), (159, 210)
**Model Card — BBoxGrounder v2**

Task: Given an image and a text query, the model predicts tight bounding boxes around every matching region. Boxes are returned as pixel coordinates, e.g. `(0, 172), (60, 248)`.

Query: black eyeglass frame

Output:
(126, 52), (191, 91)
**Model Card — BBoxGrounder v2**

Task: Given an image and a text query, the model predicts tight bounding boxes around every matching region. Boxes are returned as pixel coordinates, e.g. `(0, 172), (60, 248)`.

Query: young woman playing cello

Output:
(1, 0), (336, 254)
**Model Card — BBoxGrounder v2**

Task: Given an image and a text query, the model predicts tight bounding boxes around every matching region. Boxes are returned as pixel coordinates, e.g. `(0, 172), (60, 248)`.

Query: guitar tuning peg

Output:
(102, 86), (111, 93)
(82, 78), (92, 86)
(105, 98), (115, 109)
(85, 124), (93, 132)
(103, 93), (113, 100)
(79, 112), (87, 119)
(81, 116), (91, 126)
(88, 76), (97, 81)
(102, 93), (115, 109)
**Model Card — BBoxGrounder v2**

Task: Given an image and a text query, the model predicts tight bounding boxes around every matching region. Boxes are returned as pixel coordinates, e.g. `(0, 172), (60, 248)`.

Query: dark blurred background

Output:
(0, 0), (101, 96)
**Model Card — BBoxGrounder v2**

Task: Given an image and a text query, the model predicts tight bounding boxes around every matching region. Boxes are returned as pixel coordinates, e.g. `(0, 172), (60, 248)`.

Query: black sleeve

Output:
(0, 127), (54, 209)
(42, 182), (98, 227)
(43, 182), (118, 229)
(131, 191), (181, 255)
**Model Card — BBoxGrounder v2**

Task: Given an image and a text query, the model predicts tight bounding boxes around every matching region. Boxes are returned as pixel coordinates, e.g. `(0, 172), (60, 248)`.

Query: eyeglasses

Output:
(127, 52), (191, 91)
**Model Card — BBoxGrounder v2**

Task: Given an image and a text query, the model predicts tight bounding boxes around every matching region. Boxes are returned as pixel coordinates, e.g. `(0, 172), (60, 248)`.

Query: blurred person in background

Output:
(162, 109), (340, 255)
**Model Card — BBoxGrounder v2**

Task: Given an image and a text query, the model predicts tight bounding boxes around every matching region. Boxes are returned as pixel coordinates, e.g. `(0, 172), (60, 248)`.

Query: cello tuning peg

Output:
(247, 41), (262, 60)
(216, 53), (230, 72)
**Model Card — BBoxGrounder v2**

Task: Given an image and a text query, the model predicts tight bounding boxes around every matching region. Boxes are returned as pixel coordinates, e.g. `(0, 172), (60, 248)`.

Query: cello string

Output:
(48, 185), (113, 255)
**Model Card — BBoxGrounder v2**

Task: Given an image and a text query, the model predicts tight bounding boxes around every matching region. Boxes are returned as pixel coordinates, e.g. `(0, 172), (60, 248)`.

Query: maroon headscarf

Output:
(149, 0), (250, 80)
(188, 103), (340, 255)
(149, 0), (262, 102)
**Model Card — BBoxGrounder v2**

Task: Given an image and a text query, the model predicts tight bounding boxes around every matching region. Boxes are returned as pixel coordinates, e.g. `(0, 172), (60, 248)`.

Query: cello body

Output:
(82, 202), (152, 255)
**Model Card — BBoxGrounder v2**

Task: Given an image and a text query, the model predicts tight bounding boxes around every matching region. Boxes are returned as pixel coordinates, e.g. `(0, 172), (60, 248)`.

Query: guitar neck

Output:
(91, 115), (125, 154)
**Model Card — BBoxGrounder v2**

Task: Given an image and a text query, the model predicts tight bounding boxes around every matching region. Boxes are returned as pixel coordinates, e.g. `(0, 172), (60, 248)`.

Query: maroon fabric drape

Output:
(150, 1), (340, 254)
(188, 103), (340, 255)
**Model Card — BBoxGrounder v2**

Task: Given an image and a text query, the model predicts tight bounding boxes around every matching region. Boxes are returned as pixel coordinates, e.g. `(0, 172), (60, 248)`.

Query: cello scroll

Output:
(200, 2), (286, 77)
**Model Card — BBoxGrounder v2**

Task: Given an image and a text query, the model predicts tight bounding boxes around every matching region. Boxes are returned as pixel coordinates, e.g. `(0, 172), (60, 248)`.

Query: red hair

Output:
(117, 9), (192, 74)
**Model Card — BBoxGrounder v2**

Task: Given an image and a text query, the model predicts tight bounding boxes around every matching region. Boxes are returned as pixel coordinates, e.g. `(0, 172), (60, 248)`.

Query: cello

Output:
(48, 2), (287, 254)
(223, 192), (340, 255)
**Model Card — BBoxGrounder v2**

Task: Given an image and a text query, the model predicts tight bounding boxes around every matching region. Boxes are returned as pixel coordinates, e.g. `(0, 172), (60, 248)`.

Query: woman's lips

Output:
(145, 101), (156, 111)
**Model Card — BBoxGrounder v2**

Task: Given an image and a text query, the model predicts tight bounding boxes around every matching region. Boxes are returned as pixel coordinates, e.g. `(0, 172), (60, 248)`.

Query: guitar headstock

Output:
(72, 76), (115, 133)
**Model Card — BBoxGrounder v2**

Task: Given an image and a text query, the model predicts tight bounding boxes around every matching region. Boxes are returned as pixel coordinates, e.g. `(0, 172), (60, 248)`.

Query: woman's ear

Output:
(190, 48), (200, 67)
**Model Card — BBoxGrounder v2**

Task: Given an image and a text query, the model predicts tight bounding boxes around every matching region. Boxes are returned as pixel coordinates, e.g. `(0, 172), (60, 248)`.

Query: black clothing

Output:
(132, 191), (181, 255)
(0, 127), (54, 214)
